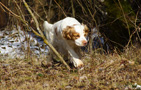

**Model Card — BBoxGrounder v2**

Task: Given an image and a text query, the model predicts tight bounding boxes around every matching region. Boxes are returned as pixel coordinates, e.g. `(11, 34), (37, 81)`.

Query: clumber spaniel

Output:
(43, 17), (89, 67)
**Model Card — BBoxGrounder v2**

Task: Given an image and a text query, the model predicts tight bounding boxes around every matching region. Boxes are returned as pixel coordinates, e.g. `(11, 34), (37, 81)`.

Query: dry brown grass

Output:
(0, 47), (141, 90)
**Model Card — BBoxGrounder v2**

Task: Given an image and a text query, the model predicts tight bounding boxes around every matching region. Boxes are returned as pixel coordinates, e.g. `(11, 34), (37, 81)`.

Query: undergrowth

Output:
(0, 47), (140, 90)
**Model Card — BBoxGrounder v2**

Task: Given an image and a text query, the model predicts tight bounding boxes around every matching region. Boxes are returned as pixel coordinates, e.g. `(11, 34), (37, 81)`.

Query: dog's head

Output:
(62, 24), (89, 46)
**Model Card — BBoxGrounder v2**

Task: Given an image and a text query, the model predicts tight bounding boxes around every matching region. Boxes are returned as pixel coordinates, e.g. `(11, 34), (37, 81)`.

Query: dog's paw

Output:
(73, 58), (84, 68)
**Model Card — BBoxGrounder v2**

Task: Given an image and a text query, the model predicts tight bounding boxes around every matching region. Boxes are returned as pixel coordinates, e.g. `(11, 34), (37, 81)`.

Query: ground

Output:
(0, 47), (141, 90)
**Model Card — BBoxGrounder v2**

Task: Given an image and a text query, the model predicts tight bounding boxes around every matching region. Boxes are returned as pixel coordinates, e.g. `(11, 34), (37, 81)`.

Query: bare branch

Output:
(22, 0), (71, 70)
(0, 1), (71, 70)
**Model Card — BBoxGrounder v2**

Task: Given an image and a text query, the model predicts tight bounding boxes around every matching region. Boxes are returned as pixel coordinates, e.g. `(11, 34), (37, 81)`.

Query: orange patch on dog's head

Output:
(62, 26), (80, 40)
(83, 24), (89, 37)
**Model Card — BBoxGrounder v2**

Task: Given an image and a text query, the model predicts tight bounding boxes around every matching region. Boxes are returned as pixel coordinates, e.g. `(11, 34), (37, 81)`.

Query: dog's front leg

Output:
(66, 46), (84, 67)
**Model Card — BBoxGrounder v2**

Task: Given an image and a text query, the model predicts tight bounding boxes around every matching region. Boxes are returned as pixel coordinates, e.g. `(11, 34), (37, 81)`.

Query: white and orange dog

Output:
(43, 17), (89, 67)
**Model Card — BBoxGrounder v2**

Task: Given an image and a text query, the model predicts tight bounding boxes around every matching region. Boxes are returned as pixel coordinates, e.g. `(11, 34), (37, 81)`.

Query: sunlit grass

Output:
(0, 47), (140, 90)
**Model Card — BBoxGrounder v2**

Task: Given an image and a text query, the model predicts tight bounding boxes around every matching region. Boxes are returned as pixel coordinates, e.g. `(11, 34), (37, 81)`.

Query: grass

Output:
(0, 47), (141, 90)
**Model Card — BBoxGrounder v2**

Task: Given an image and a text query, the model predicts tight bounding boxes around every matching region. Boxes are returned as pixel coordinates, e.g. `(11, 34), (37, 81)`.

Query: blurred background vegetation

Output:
(0, 0), (141, 51)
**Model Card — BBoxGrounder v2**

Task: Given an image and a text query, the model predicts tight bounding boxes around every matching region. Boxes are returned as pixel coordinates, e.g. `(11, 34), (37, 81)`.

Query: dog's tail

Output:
(43, 21), (53, 43)
(43, 21), (53, 32)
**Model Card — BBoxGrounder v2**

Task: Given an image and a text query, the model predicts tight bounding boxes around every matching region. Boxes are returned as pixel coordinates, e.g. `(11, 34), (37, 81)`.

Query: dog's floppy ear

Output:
(82, 23), (89, 31)
(82, 23), (89, 36)
(84, 25), (89, 33)
(62, 26), (75, 40)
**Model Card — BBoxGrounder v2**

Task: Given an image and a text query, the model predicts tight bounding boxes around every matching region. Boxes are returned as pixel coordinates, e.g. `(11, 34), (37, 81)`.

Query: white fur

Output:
(43, 17), (88, 67)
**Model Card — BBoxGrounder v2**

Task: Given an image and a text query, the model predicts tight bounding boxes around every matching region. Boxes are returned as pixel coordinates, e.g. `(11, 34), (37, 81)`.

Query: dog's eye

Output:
(76, 35), (80, 37)
(73, 34), (80, 37)
(84, 33), (88, 37)
(72, 33), (80, 40)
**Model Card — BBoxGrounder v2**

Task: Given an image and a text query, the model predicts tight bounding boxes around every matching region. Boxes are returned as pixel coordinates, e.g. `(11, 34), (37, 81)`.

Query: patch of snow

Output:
(0, 27), (49, 59)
